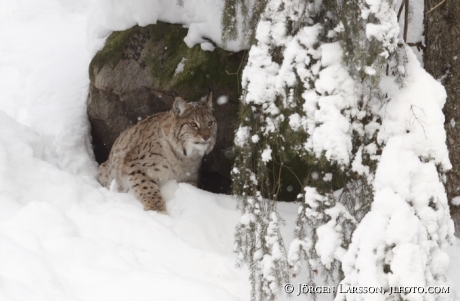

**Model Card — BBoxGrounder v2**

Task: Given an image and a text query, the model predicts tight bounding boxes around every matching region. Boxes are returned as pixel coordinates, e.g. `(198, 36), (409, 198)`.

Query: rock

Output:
(88, 22), (245, 194)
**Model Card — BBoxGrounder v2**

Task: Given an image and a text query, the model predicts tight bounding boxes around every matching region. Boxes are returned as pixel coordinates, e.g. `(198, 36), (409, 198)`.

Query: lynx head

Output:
(172, 92), (217, 157)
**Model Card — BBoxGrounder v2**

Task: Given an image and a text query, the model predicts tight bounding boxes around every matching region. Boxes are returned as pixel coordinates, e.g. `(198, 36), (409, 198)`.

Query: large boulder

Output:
(88, 22), (245, 194)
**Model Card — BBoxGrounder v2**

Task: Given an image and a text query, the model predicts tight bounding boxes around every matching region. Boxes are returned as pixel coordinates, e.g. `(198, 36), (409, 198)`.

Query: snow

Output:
(453, 197), (460, 206)
(351, 147), (370, 176)
(234, 126), (250, 147)
(174, 57), (187, 76)
(261, 146), (273, 163)
(0, 1), (252, 300)
(239, 0), (456, 299)
(304, 42), (356, 165)
(87, 0), (246, 55)
(362, 0), (399, 57)
(2, 0), (460, 300)
(448, 239), (460, 299)
(338, 46), (455, 301)
(311, 171), (319, 181)
(0, 2), (306, 300)
(395, 0), (424, 63)
(323, 173), (332, 182)
(200, 42), (216, 52)
(217, 95), (229, 105)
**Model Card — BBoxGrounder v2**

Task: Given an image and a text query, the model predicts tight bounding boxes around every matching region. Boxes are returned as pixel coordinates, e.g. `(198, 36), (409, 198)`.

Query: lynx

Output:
(97, 93), (217, 213)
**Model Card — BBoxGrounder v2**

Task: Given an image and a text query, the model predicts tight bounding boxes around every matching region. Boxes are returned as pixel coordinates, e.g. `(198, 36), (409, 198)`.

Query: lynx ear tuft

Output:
(204, 91), (213, 109)
(173, 97), (189, 116)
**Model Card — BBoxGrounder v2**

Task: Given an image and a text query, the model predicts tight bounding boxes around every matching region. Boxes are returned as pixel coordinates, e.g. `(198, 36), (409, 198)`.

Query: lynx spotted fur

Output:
(97, 93), (217, 213)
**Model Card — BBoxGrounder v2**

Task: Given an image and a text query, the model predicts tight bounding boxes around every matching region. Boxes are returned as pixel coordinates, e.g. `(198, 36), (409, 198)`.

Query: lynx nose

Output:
(202, 135), (210, 141)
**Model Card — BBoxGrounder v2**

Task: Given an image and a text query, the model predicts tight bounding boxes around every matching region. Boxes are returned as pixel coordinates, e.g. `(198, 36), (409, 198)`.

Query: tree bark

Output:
(424, 0), (460, 236)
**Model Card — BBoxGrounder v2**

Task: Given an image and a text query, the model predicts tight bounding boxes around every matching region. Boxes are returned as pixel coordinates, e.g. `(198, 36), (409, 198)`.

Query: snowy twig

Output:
(410, 105), (427, 138)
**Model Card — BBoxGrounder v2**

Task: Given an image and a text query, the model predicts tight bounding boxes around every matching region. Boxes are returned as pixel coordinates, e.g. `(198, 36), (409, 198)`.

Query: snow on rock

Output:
(87, 0), (246, 55)
(174, 57), (187, 76)
(201, 41), (216, 51)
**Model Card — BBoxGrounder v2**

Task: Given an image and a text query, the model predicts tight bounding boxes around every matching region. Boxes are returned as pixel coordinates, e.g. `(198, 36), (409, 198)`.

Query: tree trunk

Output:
(424, 0), (460, 236)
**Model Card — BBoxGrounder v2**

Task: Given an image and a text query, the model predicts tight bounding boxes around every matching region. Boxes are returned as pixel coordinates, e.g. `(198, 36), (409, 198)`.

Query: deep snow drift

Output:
(0, 0), (459, 301)
(0, 1), (262, 300)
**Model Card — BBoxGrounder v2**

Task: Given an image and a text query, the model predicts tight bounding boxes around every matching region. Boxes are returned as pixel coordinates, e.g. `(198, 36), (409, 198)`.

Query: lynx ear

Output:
(204, 91), (213, 109)
(173, 97), (189, 116)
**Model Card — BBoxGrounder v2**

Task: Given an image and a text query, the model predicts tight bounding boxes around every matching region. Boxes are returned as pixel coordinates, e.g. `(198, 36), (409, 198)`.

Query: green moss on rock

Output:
(90, 22), (244, 101)
(89, 26), (141, 82)
(143, 22), (243, 101)
(88, 22), (246, 195)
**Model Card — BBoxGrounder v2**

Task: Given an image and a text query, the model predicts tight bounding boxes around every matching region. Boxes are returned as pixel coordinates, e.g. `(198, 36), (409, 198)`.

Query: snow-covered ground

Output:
(0, 0), (458, 300)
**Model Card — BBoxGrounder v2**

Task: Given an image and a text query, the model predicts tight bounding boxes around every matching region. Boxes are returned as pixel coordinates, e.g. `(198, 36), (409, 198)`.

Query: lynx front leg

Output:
(127, 171), (166, 213)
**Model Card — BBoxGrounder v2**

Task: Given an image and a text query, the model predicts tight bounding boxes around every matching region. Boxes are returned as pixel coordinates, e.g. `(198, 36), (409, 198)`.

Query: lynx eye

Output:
(208, 121), (215, 127)
(189, 122), (198, 128)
